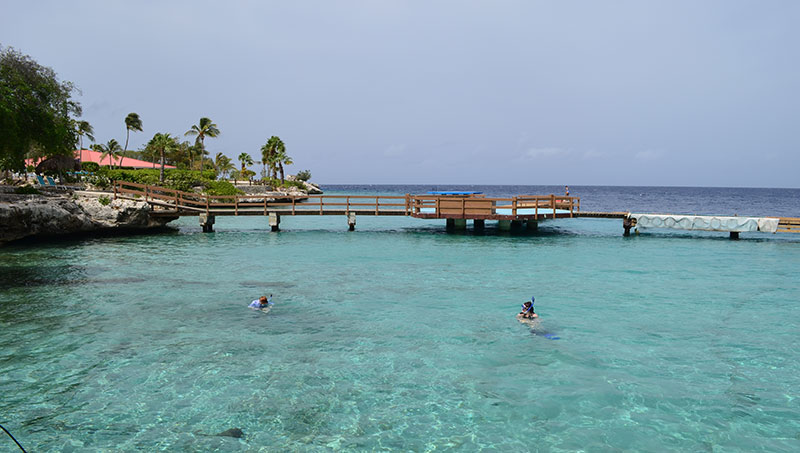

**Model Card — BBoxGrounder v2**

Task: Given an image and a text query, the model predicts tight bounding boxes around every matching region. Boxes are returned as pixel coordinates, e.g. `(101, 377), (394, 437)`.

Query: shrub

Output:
(295, 170), (311, 181)
(98, 195), (111, 206)
(87, 174), (110, 189)
(81, 162), (100, 172)
(203, 180), (243, 197)
(14, 185), (40, 194)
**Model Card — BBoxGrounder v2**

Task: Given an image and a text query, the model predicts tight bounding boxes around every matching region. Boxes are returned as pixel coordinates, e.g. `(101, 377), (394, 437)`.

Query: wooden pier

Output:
(112, 181), (798, 236)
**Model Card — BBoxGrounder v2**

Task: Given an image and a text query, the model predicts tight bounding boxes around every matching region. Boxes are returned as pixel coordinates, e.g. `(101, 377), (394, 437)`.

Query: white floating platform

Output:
(630, 214), (779, 233)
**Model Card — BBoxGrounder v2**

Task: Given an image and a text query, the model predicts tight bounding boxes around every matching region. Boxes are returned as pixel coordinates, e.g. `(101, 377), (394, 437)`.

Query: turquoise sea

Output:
(1, 185), (799, 451)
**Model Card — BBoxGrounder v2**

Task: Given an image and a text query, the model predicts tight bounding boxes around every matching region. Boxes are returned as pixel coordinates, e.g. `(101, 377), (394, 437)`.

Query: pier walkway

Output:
(112, 181), (798, 236)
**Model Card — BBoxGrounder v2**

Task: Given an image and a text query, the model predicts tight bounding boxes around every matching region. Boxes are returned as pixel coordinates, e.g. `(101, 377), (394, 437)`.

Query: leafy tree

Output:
(145, 132), (178, 183)
(185, 117), (219, 170)
(93, 139), (123, 169)
(75, 120), (94, 165)
(122, 112), (142, 168)
(296, 169), (311, 181)
(0, 46), (81, 172)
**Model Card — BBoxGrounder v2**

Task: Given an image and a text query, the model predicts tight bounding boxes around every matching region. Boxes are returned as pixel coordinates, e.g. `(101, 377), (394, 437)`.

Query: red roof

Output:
(26, 150), (176, 169)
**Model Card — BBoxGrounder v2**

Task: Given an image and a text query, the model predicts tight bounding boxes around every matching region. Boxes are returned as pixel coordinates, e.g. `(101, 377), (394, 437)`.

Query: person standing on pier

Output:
(565, 186), (570, 196)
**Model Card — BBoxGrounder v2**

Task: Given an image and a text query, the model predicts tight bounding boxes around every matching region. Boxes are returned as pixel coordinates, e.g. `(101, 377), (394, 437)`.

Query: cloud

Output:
(582, 149), (607, 159)
(521, 147), (568, 160)
(634, 149), (663, 160)
(384, 144), (406, 157)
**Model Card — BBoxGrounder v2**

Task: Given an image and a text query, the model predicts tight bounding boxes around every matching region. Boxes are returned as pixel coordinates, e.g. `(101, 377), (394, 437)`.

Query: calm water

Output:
(1, 185), (799, 451)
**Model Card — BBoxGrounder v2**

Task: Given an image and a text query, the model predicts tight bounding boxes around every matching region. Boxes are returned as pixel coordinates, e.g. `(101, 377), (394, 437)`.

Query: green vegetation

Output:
(98, 195), (111, 206)
(122, 112), (143, 168)
(92, 139), (123, 169)
(81, 162), (100, 172)
(14, 185), (40, 194)
(0, 46), (81, 172)
(296, 170), (311, 181)
(76, 120), (94, 163)
(185, 117), (219, 171)
(99, 168), (217, 192)
(204, 180), (242, 197)
(144, 133), (178, 183)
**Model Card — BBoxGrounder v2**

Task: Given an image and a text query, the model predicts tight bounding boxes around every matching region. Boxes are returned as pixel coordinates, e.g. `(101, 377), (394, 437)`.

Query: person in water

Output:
(249, 295), (273, 309)
(519, 297), (538, 319)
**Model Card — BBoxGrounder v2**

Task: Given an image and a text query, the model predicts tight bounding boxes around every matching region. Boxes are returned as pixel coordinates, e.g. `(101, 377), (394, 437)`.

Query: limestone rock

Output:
(0, 192), (176, 245)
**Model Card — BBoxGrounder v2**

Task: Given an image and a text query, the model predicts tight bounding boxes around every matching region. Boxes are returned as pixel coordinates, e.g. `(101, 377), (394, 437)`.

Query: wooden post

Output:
(375, 196), (379, 215)
(292, 197), (296, 215)
(436, 198), (440, 218)
(551, 194), (556, 218)
(535, 198), (539, 220)
(235, 196), (238, 216)
(461, 198), (465, 217)
(319, 196), (323, 215)
(206, 195), (210, 215)
(512, 196), (518, 217)
(113, 183), (118, 199)
(264, 197), (267, 215)
(570, 197), (574, 217)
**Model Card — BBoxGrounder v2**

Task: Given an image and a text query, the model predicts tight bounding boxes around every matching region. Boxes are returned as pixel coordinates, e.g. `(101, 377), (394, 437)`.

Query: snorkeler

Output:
(249, 294), (273, 310)
(518, 296), (538, 319)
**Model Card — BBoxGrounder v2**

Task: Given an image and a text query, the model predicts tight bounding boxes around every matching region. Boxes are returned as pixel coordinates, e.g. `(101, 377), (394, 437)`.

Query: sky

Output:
(2, 0), (798, 187)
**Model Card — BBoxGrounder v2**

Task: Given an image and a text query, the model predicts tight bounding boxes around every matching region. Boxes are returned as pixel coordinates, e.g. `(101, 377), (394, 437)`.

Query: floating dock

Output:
(113, 182), (799, 237)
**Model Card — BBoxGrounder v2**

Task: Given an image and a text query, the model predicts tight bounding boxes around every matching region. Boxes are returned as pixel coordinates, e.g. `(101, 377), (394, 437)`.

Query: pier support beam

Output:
(445, 218), (467, 230)
(269, 212), (281, 232)
(526, 220), (538, 231)
(347, 213), (356, 231)
(623, 217), (633, 237)
(473, 219), (485, 231)
(199, 213), (215, 233)
(730, 231), (739, 240)
(510, 220), (523, 231)
(498, 220), (511, 231)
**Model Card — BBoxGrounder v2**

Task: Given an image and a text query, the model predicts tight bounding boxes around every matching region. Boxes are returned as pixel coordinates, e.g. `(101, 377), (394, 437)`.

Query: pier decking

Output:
(112, 182), (798, 236)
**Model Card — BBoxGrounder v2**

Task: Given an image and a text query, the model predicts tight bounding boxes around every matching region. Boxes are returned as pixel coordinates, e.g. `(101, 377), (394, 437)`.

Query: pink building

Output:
(26, 149), (176, 169)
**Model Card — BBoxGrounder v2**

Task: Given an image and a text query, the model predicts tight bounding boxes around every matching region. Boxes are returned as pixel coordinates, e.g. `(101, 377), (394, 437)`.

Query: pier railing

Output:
(113, 181), (580, 220)
(410, 194), (580, 219)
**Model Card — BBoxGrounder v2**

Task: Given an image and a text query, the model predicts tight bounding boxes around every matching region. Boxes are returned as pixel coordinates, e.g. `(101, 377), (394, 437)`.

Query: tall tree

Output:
(122, 112), (143, 168)
(75, 120), (94, 166)
(274, 146), (292, 184)
(185, 117), (219, 171)
(146, 133), (177, 183)
(214, 152), (235, 179)
(238, 152), (253, 172)
(93, 139), (122, 169)
(0, 46), (81, 172)
(261, 136), (285, 180)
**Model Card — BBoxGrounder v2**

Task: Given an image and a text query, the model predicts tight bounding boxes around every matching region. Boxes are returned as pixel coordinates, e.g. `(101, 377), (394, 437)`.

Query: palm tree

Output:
(146, 133), (178, 183)
(261, 136), (285, 180)
(76, 120), (94, 166)
(238, 152), (253, 172)
(214, 152), (234, 178)
(274, 147), (293, 184)
(94, 139), (123, 169)
(122, 113), (143, 168)
(185, 117), (220, 171)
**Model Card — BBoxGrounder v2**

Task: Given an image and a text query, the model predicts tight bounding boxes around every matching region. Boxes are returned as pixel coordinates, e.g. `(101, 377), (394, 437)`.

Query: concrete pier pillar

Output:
(473, 219), (485, 230)
(526, 220), (538, 231)
(445, 218), (467, 230)
(730, 231), (739, 240)
(269, 212), (280, 232)
(498, 220), (511, 231)
(510, 220), (523, 231)
(347, 213), (356, 231)
(199, 213), (215, 233)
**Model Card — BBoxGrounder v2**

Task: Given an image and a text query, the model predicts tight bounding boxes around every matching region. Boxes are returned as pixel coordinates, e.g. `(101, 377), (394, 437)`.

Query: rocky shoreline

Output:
(0, 191), (178, 245)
